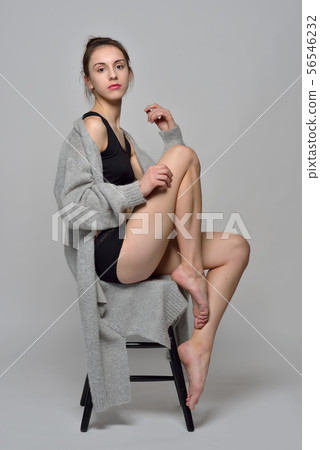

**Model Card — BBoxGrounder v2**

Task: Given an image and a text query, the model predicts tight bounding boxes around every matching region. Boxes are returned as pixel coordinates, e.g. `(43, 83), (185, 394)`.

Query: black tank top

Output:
(82, 111), (136, 185)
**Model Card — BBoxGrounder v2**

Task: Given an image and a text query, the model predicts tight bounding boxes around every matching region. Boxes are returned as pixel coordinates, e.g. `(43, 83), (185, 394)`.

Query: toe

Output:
(194, 319), (204, 329)
(195, 317), (207, 329)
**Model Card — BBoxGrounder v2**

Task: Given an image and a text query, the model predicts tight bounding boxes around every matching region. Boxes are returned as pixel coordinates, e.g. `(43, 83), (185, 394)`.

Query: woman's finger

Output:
(148, 109), (170, 122)
(147, 108), (165, 119)
(155, 174), (172, 184)
(155, 164), (173, 177)
(156, 173), (172, 183)
(144, 103), (162, 112)
(146, 110), (160, 121)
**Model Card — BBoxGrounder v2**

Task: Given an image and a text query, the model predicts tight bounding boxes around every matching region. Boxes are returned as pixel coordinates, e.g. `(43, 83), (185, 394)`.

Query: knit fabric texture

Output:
(53, 116), (190, 412)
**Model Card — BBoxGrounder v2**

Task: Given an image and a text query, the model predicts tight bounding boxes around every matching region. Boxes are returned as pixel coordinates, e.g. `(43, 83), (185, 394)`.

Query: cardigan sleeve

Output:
(158, 124), (185, 153)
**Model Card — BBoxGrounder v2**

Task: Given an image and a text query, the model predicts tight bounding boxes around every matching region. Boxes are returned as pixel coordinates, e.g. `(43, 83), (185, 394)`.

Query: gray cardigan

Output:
(53, 116), (190, 412)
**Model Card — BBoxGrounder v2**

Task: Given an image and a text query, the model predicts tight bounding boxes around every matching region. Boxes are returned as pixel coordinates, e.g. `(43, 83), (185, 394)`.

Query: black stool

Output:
(80, 325), (194, 432)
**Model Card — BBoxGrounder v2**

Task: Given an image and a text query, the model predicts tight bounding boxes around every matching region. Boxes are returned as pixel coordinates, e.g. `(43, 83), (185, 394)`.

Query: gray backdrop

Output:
(0, 0), (301, 448)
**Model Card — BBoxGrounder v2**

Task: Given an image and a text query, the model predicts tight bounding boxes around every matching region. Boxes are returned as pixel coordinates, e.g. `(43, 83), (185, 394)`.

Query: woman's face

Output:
(85, 45), (132, 101)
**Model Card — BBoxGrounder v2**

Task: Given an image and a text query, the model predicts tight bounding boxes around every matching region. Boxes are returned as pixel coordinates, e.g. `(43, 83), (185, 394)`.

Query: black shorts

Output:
(94, 220), (127, 283)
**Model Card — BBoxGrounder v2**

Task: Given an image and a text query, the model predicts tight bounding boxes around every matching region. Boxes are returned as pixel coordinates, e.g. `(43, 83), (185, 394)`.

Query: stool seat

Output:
(80, 325), (194, 432)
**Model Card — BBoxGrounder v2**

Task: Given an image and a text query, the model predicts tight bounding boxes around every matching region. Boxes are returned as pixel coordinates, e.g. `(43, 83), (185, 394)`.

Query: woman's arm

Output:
(53, 133), (147, 232)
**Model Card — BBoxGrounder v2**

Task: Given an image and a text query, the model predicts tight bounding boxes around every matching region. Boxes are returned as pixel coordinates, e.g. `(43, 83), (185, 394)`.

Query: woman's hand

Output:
(139, 164), (173, 197)
(144, 103), (177, 131)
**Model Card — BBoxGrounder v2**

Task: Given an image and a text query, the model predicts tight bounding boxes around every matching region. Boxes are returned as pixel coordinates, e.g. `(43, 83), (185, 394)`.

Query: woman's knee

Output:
(167, 145), (201, 171)
(227, 233), (250, 268)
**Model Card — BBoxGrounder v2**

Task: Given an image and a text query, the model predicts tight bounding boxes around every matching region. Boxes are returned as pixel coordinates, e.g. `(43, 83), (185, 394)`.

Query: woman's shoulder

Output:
(82, 115), (108, 153)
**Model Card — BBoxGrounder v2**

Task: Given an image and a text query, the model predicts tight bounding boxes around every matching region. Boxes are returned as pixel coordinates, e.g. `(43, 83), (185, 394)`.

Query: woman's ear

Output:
(84, 75), (93, 90)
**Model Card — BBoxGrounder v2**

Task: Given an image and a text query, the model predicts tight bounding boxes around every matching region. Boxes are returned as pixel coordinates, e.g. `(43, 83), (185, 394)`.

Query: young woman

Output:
(80, 36), (250, 411)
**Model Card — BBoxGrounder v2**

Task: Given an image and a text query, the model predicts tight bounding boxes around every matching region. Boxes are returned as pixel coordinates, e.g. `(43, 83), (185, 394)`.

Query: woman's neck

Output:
(92, 98), (122, 129)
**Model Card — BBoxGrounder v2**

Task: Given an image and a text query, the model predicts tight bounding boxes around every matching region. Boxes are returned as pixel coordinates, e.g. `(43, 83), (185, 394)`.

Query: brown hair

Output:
(80, 36), (134, 101)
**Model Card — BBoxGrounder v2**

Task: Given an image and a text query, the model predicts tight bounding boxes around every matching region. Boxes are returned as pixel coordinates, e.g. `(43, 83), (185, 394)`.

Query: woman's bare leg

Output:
(152, 231), (251, 410)
(116, 144), (208, 328)
(170, 160), (208, 328)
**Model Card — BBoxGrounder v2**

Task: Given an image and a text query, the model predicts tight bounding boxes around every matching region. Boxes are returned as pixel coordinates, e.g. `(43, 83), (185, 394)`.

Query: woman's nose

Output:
(109, 69), (117, 79)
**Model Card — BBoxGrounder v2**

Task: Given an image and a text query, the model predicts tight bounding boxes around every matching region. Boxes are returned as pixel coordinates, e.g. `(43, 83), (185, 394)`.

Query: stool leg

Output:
(80, 375), (93, 432)
(168, 325), (194, 432)
(80, 374), (89, 407)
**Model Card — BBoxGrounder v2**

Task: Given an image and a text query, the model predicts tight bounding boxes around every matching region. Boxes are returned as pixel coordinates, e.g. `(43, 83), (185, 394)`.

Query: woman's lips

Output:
(108, 84), (121, 89)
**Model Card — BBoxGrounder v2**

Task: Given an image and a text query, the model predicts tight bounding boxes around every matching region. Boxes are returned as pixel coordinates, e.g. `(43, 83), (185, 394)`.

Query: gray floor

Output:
(1, 319), (301, 450)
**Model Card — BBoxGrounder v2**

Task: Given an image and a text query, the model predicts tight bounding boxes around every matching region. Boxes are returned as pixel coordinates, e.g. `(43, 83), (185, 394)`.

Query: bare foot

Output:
(171, 264), (209, 329)
(177, 340), (211, 411)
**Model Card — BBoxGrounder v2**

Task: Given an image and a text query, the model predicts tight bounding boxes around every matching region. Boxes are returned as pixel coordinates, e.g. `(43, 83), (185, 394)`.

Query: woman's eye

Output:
(116, 64), (124, 69)
(98, 67), (104, 72)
